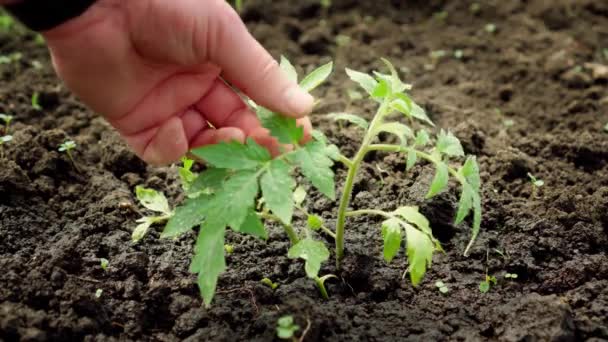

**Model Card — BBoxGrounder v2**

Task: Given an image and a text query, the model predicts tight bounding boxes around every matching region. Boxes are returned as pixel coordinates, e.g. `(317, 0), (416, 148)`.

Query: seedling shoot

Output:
(58, 140), (80, 172)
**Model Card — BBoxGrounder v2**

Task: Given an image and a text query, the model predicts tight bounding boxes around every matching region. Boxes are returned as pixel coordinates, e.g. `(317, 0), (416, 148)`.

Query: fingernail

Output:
(285, 86), (314, 117)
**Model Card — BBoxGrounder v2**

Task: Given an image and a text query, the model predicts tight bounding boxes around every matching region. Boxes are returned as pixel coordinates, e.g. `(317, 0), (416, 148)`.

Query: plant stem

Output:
(345, 209), (392, 219)
(67, 151), (80, 173)
(315, 277), (330, 300)
(335, 100), (390, 264)
(258, 212), (299, 244)
(337, 154), (353, 168)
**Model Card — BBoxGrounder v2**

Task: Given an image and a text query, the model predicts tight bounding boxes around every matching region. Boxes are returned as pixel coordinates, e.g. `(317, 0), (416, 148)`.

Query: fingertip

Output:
(284, 85), (314, 118)
(141, 117), (189, 166)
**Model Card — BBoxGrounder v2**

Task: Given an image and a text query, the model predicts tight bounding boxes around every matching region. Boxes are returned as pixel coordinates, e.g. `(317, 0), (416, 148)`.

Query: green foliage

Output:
(132, 186), (174, 243)
(0, 52), (22, 65)
(58, 140), (76, 152)
(276, 315), (300, 340)
(479, 275), (497, 293)
(224, 244), (234, 254)
(31, 92), (42, 110)
(527, 172), (544, 187)
(435, 281), (449, 294)
(95, 289), (103, 298)
(0, 135), (12, 144)
(100, 258), (109, 271)
(307, 214), (323, 230)
(288, 238), (330, 279)
(504, 272), (518, 279)
(261, 277), (279, 290)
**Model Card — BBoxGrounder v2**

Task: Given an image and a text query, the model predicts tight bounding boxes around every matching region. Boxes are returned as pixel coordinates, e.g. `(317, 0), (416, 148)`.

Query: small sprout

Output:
(315, 274), (337, 300)
(335, 34), (351, 47)
(527, 172), (544, 198)
(95, 289), (103, 298)
(0, 52), (22, 65)
(485, 23), (497, 34)
(307, 214), (323, 231)
(132, 186), (174, 242)
(470, 3), (481, 14)
(479, 275), (497, 293)
(31, 92), (42, 110)
(0, 135), (12, 158)
(58, 140), (80, 172)
(430, 50), (447, 60)
(504, 273), (518, 279)
(224, 244), (234, 254)
(261, 277), (279, 290)
(347, 89), (363, 101)
(603, 48), (608, 61)
(31, 60), (43, 70)
(603, 122), (608, 132)
(454, 49), (464, 59)
(503, 119), (515, 127)
(276, 315), (300, 340)
(0, 113), (12, 134)
(100, 258), (109, 271)
(435, 281), (449, 294)
(433, 11), (448, 21)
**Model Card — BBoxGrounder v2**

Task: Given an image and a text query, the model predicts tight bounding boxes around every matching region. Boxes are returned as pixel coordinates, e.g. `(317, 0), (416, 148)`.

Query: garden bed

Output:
(1, 0), (608, 340)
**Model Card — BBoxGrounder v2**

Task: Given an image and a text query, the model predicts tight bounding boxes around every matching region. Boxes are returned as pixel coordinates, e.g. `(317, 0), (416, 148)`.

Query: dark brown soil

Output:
(2, 0), (608, 341)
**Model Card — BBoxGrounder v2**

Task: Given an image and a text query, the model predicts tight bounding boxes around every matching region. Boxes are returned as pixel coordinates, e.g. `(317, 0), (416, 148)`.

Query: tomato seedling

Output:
(131, 186), (174, 243)
(276, 315), (300, 340)
(31, 91), (42, 110)
(527, 172), (544, 198)
(435, 281), (449, 294)
(0, 134), (12, 158)
(0, 113), (12, 134)
(145, 57), (482, 306)
(58, 140), (80, 172)
(100, 258), (109, 271)
(261, 277), (279, 290)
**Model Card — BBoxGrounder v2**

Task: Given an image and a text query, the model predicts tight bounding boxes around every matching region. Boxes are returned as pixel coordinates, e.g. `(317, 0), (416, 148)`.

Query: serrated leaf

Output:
(293, 186), (307, 206)
(380, 57), (409, 93)
(371, 78), (390, 98)
(300, 61), (333, 92)
(426, 161), (449, 198)
(287, 238), (330, 279)
(190, 218), (226, 307)
(280, 55), (298, 82)
(404, 223), (434, 286)
(208, 170), (260, 230)
(376, 122), (413, 145)
(327, 112), (369, 129)
(311, 129), (328, 144)
(393, 206), (431, 235)
(291, 142), (335, 199)
(162, 195), (211, 238)
(260, 159), (294, 224)
(132, 216), (156, 242)
(188, 168), (229, 197)
(411, 102), (434, 126)
(257, 107), (304, 145)
(415, 129), (430, 146)
(135, 186), (171, 215)
(191, 139), (270, 169)
(436, 130), (464, 157)
(324, 144), (342, 161)
(406, 150), (417, 170)
(236, 209), (267, 239)
(390, 98), (412, 117)
(461, 156), (480, 191)
(307, 214), (323, 230)
(381, 217), (402, 263)
(345, 68), (378, 96)
(455, 183), (474, 225)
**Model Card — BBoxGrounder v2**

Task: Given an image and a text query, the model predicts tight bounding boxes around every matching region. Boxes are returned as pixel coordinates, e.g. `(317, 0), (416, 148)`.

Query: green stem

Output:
(337, 154), (353, 168)
(67, 151), (80, 173)
(258, 212), (300, 244)
(335, 100), (391, 265)
(315, 277), (330, 300)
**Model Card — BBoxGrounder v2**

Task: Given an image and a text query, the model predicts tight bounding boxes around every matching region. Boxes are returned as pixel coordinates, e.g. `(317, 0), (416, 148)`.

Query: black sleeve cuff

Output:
(4, 0), (97, 32)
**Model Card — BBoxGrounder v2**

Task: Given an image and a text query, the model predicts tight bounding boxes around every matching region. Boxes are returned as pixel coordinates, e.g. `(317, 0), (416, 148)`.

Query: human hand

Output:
(41, 0), (314, 165)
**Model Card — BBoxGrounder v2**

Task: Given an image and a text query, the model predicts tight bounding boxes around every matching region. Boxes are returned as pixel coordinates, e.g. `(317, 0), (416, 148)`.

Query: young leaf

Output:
(380, 57), (409, 93)
(293, 186), (307, 206)
(188, 168), (229, 197)
(290, 141), (335, 200)
(415, 129), (430, 146)
(326, 112), (369, 129)
(371, 78), (390, 98)
(455, 183), (474, 225)
(390, 98), (412, 117)
(381, 217), (402, 263)
(260, 159), (294, 224)
(436, 130), (464, 157)
(236, 209), (268, 239)
(345, 68), (378, 96)
(279, 55), (298, 82)
(287, 238), (330, 279)
(393, 206), (432, 235)
(257, 107), (304, 145)
(190, 139), (270, 170)
(406, 150), (417, 170)
(404, 223), (434, 286)
(162, 195), (211, 238)
(178, 157), (197, 192)
(132, 217), (156, 242)
(307, 214), (323, 230)
(300, 61), (333, 92)
(461, 156), (480, 191)
(277, 315), (300, 339)
(190, 218), (226, 307)
(410, 102), (434, 126)
(135, 186), (171, 215)
(207, 170), (260, 231)
(426, 161), (449, 198)
(376, 122), (413, 145)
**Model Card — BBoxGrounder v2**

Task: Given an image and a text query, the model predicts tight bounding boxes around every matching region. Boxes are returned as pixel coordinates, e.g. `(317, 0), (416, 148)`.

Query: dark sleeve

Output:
(3, 0), (97, 32)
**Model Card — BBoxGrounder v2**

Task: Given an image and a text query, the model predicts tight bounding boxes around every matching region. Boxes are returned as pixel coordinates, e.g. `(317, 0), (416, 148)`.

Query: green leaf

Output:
(326, 112), (369, 129)
(207, 170), (260, 230)
(188, 168), (229, 197)
(300, 61), (333, 92)
(277, 315), (300, 339)
(311, 129), (328, 144)
(190, 140), (270, 169)
(178, 157), (197, 192)
(132, 216), (156, 242)
(411, 102), (434, 126)
(291, 141), (335, 200)
(406, 150), (417, 170)
(293, 186), (307, 206)
(479, 281), (490, 293)
(404, 223), (434, 286)
(390, 98), (412, 117)
(190, 218), (226, 307)
(380, 57), (409, 93)
(371, 78), (390, 98)
(461, 156), (480, 191)
(287, 238), (330, 279)
(280, 55), (298, 82)
(257, 107), (304, 145)
(415, 129), (430, 146)
(345, 68), (378, 96)
(455, 183), (474, 225)
(393, 206), (432, 235)
(236, 209), (267, 239)
(162, 195), (211, 238)
(426, 161), (449, 198)
(381, 217), (402, 263)
(307, 214), (323, 230)
(376, 122), (413, 145)
(135, 186), (171, 215)
(260, 159), (294, 224)
(436, 130), (464, 157)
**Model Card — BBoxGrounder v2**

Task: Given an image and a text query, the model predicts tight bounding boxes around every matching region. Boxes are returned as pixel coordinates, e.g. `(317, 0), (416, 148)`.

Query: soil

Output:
(1, 0), (608, 341)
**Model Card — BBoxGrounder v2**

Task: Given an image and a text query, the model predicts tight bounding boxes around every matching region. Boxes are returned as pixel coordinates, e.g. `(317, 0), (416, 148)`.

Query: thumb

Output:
(204, 1), (314, 118)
